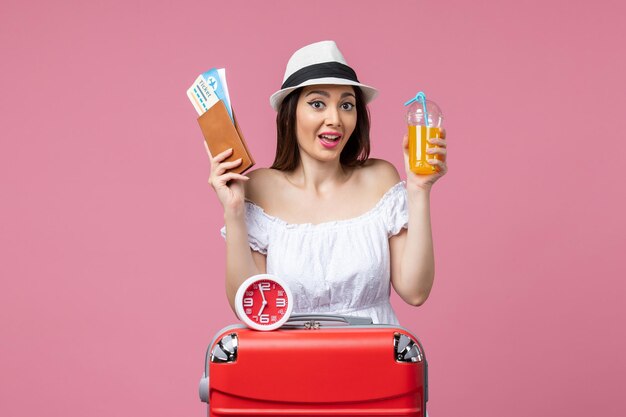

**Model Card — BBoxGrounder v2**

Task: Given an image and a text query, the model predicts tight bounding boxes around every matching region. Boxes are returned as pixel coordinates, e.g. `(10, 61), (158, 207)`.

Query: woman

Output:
(209, 40), (447, 325)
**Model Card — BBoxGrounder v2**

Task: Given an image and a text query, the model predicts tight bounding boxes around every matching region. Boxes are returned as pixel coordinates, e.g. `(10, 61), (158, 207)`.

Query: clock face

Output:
(235, 274), (293, 331)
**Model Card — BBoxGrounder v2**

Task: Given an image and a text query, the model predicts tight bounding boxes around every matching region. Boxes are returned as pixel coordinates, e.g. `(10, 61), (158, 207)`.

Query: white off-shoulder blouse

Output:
(220, 181), (409, 325)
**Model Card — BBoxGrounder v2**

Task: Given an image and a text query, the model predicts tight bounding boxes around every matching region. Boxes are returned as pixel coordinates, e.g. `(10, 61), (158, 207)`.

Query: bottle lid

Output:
(405, 92), (443, 127)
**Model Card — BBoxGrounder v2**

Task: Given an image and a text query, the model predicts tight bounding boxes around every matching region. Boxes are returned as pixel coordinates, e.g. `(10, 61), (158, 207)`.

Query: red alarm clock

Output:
(235, 274), (294, 331)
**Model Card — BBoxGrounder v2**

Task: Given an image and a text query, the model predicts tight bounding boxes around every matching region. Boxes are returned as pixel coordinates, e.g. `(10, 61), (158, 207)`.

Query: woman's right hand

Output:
(207, 145), (249, 211)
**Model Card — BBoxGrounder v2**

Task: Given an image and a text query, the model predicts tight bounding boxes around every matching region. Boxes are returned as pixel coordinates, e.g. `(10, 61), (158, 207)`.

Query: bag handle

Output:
(283, 313), (373, 328)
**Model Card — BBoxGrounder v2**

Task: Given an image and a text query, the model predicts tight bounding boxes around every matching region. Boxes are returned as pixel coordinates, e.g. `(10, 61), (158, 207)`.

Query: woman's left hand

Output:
(402, 128), (448, 192)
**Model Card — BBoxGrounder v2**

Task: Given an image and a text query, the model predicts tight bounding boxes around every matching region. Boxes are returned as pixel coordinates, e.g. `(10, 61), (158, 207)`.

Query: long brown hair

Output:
(271, 86), (371, 171)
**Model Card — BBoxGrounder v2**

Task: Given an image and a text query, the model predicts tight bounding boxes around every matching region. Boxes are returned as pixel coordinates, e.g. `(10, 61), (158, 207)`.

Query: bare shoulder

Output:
(358, 158), (402, 194)
(244, 168), (284, 205)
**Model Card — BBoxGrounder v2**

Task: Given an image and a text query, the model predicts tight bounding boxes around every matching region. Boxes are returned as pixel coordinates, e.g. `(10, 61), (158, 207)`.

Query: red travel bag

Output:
(199, 314), (429, 416)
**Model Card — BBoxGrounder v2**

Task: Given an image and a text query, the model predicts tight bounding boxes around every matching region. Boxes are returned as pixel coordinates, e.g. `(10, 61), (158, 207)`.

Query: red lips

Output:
(318, 131), (343, 139)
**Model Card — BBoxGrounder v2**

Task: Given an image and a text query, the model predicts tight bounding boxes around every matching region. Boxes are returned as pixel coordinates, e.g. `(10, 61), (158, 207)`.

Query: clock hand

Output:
(257, 300), (267, 317)
(259, 286), (267, 303)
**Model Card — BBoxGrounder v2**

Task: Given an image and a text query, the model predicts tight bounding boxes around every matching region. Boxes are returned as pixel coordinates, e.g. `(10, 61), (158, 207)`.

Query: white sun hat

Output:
(269, 40), (379, 111)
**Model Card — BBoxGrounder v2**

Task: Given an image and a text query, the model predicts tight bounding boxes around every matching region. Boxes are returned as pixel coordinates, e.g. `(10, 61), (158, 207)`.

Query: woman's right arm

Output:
(207, 146), (266, 312)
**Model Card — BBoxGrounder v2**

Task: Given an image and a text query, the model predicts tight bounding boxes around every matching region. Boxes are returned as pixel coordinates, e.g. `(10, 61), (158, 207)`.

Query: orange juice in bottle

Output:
(405, 92), (444, 175)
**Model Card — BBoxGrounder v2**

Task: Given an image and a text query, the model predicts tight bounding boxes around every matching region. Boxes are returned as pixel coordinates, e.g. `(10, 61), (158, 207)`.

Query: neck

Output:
(286, 153), (349, 195)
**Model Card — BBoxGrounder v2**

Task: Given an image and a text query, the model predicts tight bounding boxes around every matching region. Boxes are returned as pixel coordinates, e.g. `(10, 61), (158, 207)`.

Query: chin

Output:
(317, 148), (344, 161)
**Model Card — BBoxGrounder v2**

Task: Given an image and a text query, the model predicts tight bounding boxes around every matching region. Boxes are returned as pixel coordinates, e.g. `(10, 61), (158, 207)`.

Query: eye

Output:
(308, 100), (325, 109)
(341, 102), (355, 111)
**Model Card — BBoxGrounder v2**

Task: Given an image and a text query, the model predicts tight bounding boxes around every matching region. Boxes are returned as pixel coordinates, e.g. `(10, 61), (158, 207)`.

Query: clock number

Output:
(259, 282), (270, 291)
(276, 298), (286, 307)
(259, 314), (270, 324)
(243, 298), (254, 307)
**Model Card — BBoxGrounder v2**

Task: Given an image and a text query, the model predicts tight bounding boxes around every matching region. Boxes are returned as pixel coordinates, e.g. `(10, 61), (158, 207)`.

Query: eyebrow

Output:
(305, 90), (356, 99)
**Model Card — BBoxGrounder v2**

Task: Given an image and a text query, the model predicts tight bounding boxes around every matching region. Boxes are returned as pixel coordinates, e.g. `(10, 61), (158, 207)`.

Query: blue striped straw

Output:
(404, 92), (430, 127)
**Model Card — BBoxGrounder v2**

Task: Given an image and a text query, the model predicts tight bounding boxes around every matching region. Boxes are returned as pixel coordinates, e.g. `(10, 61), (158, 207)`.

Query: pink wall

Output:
(1, 0), (625, 415)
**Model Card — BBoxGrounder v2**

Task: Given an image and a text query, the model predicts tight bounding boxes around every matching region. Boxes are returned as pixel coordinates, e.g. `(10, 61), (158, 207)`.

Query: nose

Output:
(325, 106), (341, 127)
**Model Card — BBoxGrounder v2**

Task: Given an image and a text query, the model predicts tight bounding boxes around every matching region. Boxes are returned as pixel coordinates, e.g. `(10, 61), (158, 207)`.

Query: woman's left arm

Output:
(390, 130), (448, 306)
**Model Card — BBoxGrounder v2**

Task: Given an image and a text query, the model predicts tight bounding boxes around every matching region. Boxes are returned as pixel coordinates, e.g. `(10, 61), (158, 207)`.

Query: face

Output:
(295, 84), (357, 163)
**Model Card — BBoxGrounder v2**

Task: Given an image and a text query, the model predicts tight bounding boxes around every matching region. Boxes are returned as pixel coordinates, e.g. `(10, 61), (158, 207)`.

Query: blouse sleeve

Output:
(220, 202), (270, 255)
(382, 182), (409, 237)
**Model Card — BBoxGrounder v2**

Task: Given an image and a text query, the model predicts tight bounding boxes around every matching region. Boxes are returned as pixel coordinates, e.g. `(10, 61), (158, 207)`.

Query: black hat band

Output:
(281, 62), (359, 89)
